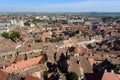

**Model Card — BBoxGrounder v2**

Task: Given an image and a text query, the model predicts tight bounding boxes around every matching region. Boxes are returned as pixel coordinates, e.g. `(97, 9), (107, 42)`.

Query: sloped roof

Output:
(88, 58), (95, 66)
(42, 32), (52, 37)
(69, 47), (83, 53)
(54, 30), (63, 33)
(4, 56), (44, 73)
(102, 73), (120, 80)
(10, 57), (23, 63)
(26, 74), (43, 80)
(0, 39), (16, 52)
(0, 70), (8, 80)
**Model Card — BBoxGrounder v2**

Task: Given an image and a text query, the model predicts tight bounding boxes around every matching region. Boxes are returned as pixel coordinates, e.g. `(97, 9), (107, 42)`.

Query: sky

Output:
(0, 0), (120, 12)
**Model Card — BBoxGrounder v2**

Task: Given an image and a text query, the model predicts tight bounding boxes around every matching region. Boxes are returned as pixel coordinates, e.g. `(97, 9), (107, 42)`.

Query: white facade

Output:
(19, 20), (24, 27)
(30, 23), (35, 27)
(11, 19), (17, 25)
(68, 19), (84, 23)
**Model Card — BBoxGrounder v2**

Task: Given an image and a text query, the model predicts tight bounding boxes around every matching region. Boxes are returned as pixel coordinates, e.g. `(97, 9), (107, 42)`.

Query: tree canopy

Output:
(1, 32), (9, 39)
(1, 31), (21, 42)
(66, 72), (79, 80)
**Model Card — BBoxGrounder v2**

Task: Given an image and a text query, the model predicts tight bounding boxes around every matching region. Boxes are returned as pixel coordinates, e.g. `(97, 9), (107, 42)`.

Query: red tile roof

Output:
(88, 58), (95, 66)
(4, 56), (44, 73)
(25, 45), (31, 50)
(54, 30), (63, 33)
(42, 32), (52, 37)
(102, 73), (120, 80)
(0, 70), (8, 80)
(69, 47), (83, 53)
(14, 57), (23, 63)
(26, 74), (43, 80)
(68, 38), (74, 43)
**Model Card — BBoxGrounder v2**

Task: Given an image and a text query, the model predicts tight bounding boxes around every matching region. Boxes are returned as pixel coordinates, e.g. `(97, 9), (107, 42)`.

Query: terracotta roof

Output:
(88, 58), (95, 66)
(116, 74), (120, 79)
(54, 30), (63, 33)
(80, 44), (88, 49)
(4, 56), (44, 73)
(77, 25), (88, 29)
(35, 33), (42, 39)
(10, 57), (23, 63)
(68, 57), (92, 76)
(0, 70), (8, 80)
(31, 28), (40, 33)
(26, 74), (43, 80)
(25, 45), (31, 50)
(68, 38), (74, 43)
(47, 73), (54, 78)
(0, 39), (16, 51)
(69, 47), (83, 53)
(42, 32), (52, 37)
(7, 73), (21, 80)
(102, 73), (120, 80)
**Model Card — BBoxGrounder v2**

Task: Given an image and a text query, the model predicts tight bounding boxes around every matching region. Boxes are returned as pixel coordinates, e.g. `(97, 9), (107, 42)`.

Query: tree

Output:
(71, 31), (76, 36)
(66, 72), (78, 80)
(1, 31), (21, 42)
(34, 39), (40, 43)
(9, 31), (21, 39)
(24, 20), (30, 26)
(1, 32), (9, 39)
(87, 44), (94, 49)
(54, 37), (61, 42)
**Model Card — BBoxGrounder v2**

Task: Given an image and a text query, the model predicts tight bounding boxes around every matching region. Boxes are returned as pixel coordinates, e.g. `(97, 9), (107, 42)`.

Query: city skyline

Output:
(0, 0), (120, 12)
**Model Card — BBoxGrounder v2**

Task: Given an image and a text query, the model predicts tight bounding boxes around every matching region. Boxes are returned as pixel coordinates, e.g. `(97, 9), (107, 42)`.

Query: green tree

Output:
(54, 37), (61, 42)
(87, 44), (94, 49)
(24, 20), (30, 26)
(34, 39), (40, 43)
(1, 32), (9, 39)
(9, 31), (21, 39)
(67, 72), (78, 80)
(71, 31), (76, 36)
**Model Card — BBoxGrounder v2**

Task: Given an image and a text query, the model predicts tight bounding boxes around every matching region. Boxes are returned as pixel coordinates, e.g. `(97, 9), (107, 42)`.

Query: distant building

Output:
(10, 19), (17, 25)
(30, 23), (35, 27)
(0, 22), (11, 30)
(68, 19), (84, 25)
(18, 20), (24, 27)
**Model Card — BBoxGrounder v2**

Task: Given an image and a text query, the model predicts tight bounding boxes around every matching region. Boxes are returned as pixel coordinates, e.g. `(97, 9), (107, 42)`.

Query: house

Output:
(68, 57), (92, 79)
(30, 23), (35, 27)
(26, 74), (43, 80)
(54, 30), (63, 35)
(0, 39), (16, 52)
(68, 47), (85, 57)
(42, 32), (52, 42)
(88, 58), (95, 66)
(18, 20), (24, 28)
(42, 32), (52, 39)
(0, 70), (8, 80)
(4, 56), (44, 73)
(0, 70), (21, 80)
(63, 38), (75, 48)
(102, 72), (120, 80)
(68, 19), (84, 24)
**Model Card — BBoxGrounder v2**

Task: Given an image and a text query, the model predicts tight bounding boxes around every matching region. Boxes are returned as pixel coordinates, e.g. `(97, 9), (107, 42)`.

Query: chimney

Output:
(3, 66), (5, 69)
(111, 70), (114, 73)
(104, 69), (107, 73)
(14, 65), (17, 69)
